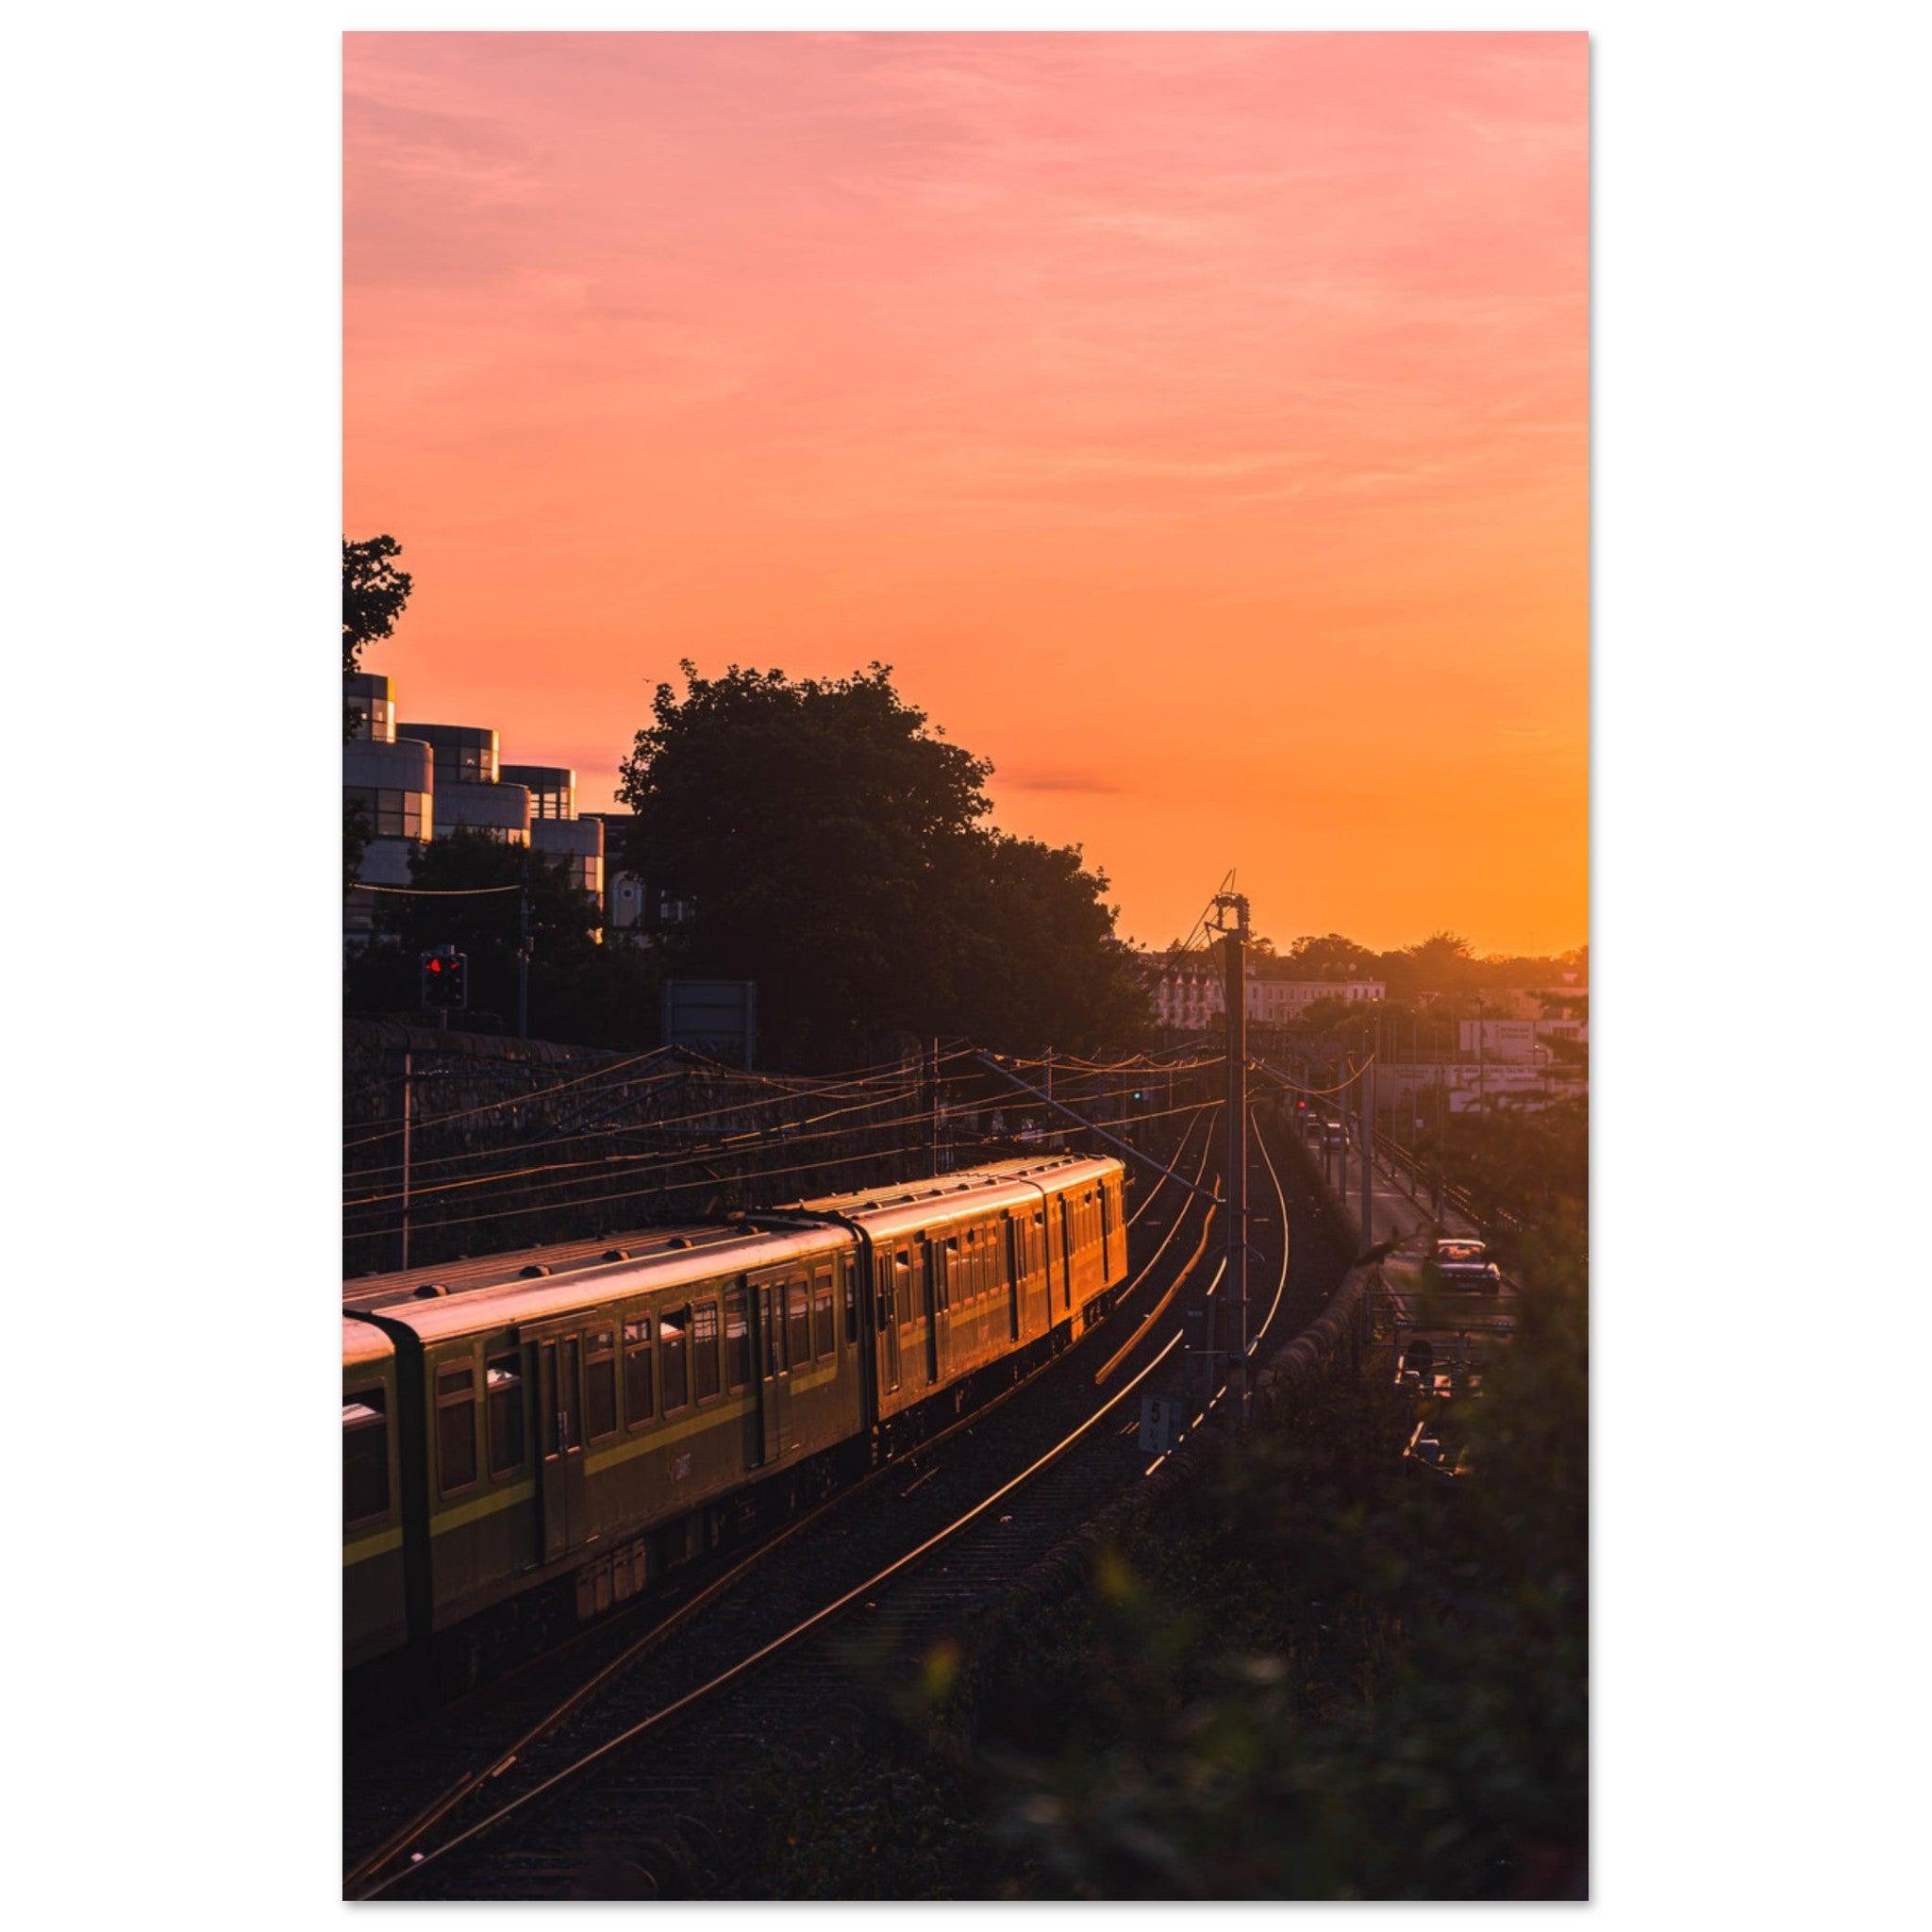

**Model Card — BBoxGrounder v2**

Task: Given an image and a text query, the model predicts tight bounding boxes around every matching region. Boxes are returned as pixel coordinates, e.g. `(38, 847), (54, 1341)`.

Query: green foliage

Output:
(342, 533), (412, 676)
(342, 830), (664, 1048)
(715, 1239), (1588, 1900)
(344, 794), (371, 896)
(964, 1241), (1587, 1898)
(1416, 1097), (1588, 1250)
(1251, 929), (1586, 1002)
(615, 661), (1151, 1066)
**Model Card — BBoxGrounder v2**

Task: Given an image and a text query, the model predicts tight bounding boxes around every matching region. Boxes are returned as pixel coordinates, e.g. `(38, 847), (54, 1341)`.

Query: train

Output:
(343, 1154), (1128, 1681)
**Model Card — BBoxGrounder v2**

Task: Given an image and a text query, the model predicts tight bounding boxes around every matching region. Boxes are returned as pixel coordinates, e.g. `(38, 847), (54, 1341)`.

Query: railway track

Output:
(344, 1115), (1224, 1894)
(348, 1113), (1338, 1899)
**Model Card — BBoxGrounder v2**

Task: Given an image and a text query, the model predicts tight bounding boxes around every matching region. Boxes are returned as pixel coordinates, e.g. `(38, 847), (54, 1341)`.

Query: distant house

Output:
(1137, 951), (1384, 1030)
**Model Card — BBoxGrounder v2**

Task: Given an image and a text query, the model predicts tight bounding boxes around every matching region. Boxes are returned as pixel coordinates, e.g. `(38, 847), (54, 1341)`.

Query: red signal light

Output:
(427, 958), (442, 972)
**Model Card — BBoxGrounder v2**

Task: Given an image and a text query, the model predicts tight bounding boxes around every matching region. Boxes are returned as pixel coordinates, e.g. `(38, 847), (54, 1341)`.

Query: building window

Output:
(346, 784), (426, 841)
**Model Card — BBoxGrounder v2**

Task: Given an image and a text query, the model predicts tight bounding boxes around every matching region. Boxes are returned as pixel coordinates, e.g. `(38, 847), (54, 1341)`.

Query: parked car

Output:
(1433, 1237), (1502, 1291)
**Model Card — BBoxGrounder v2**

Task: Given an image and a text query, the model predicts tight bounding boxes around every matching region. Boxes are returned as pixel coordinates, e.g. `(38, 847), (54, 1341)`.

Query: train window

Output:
(787, 1280), (812, 1364)
(585, 1328), (619, 1440)
(764, 1285), (786, 1374)
(843, 1270), (858, 1345)
(436, 1363), (477, 1494)
(692, 1301), (721, 1403)
(342, 1390), (389, 1526)
(486, 1357), (525, 1476)
(560, 1339), (583, 1451)
(660, 1308), (690, 1411)
(724, 1288), (751, 1391)
(812, 1274), (835, 1358)
(623, 1319), (654, 1427)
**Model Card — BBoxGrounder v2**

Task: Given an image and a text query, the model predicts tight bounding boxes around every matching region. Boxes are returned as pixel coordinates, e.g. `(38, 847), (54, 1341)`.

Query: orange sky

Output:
(345, 32), (1587, 957)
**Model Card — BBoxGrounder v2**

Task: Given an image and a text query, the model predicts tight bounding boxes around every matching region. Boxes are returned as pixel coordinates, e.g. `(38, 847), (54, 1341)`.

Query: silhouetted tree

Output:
(345, 830), (661, 1047)
(342, 533), (412, 676)
(343, 533), (414, 887)
(615, 662), (1149, 1065)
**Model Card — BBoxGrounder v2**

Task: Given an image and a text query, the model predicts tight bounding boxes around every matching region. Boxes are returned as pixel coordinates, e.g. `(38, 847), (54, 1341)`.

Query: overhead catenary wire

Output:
(347, 1083), (1224, 1245)
(343, 1042), (970, 1158)
(343, 1050), (1156, 1191)
(344, 1074), (1216, 1219)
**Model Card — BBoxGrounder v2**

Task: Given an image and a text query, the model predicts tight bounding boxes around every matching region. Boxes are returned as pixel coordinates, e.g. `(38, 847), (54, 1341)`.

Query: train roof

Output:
(787, 1153), (1120, 1241)
(344, 1221), (738, 1313)
(342, 1315), (393, 1370)
(348, 1218), (852, 1348)
(340, 1156), (1122, 1355)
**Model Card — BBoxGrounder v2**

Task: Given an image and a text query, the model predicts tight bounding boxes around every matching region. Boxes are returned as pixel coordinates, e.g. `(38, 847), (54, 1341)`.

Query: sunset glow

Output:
(345, 31), (1587, 955)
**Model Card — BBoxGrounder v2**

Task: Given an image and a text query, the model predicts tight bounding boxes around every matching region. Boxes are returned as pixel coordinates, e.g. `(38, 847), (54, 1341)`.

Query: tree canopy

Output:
(342, 534), (412, 676)
(343, 533), (414, 887)
(344, 831), (664, 1049)
(615, 662), (1149, 1065)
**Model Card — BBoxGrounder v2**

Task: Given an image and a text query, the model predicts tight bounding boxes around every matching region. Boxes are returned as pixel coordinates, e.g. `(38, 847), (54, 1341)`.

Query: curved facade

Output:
(345, 672), (395, 742)
(531, 814), (604, 900)
(397, 721), (498, 787)
(344, 678), (627, 951)
(344, 736), (434, 842)
(344, 734), (433, 940)
(436, 779), (530, 844)
(501, 763), (575, 821)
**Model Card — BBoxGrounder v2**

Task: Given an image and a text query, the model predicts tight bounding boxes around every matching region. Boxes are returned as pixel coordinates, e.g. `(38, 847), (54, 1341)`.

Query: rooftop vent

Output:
(519, 1264), (551, 1279)
(412, 1282), (449, 1299)
(669, 1236), (693, 1249)
(603, 1249), (631, 1263)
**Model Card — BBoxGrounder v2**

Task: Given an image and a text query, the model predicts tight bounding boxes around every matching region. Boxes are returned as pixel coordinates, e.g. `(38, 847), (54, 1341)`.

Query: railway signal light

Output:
(419, 947), (468, 1011)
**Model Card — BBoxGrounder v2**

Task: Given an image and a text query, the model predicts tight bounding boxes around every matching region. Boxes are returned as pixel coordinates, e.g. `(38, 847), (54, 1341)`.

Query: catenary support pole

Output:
(926, 1037), (941, 1174)
(1359, 1028), (1374, 1248)
(1223, 898), (1250, 1424)
(397, 1047), (412, 1273)
(517, 879), (531, 1041)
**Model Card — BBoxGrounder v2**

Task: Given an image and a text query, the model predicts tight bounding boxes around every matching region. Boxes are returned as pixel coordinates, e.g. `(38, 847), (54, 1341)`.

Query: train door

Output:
(1066, 1190), (1081, 1313)
(1004, 1216), (1024, 1341)
(757, 1278), (792, 1462)
(534, 1332), (586, 1566)
(923, 1237), (946, 1385)
(1100, 1179), (1115, 1278)
(876, 1246), (903, 1397)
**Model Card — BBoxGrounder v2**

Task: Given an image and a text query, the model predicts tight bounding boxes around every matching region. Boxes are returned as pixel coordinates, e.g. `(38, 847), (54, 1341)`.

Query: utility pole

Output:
(1475, 991), (1486, 1118)
(925, 1037), (941, 1174)
(517, 874), (531, 1041)
(397, 1047), (412, 1273)
(1359, 1026), (1374, 1247)
(1212, 889), (1250, 1424)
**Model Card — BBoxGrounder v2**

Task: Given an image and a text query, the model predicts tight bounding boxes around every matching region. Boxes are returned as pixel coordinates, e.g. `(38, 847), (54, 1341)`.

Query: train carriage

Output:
(343, 1220), (867, 1674)
(343, 1155), (1128, 1677)
(342, 1318), (406, 1668)
(784, 1154), (1127, 1434)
